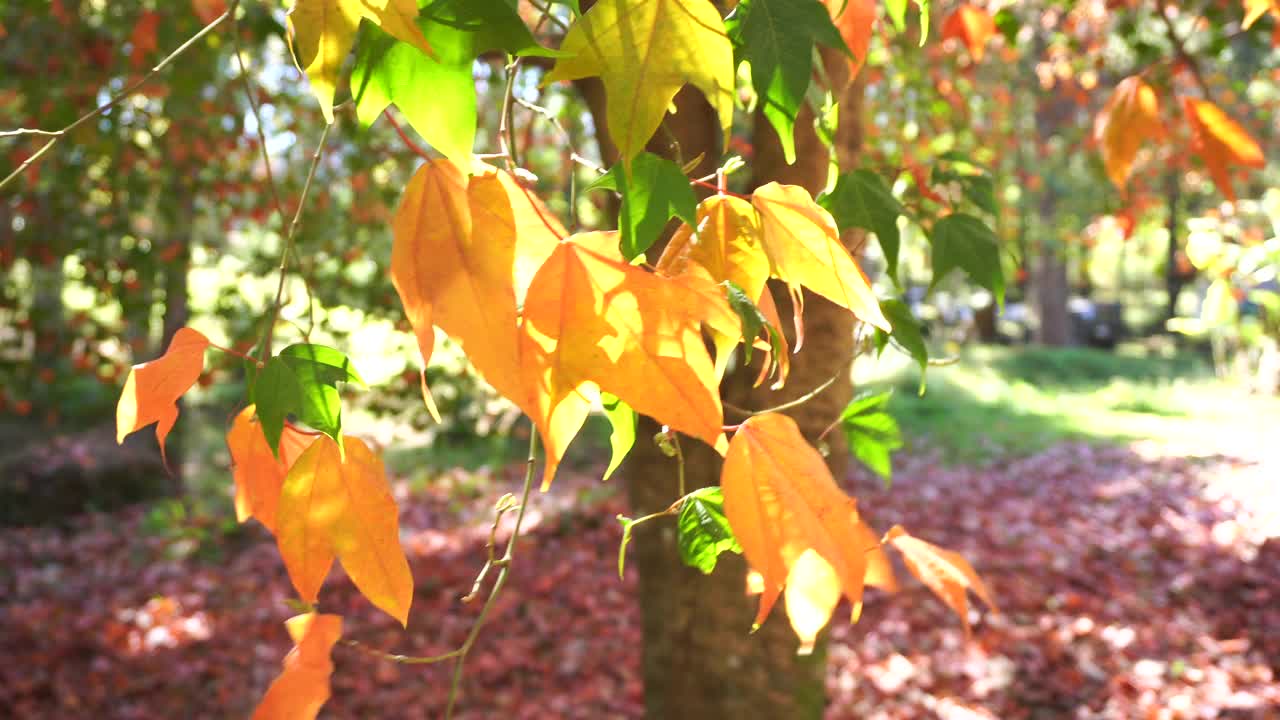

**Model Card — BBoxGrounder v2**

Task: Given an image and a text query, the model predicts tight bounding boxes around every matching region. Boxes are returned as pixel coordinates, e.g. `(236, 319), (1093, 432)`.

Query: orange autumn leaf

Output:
(883, 525), (997, 636)
(752, 183), (890, 332)
(1181, 97), (1266, 203)
(251, 613), (342, 720)
(656, 196), (790, 385)
(825, 0), (875, 80)
(1094, 76), (1165, 190)
(942, 5), (996, 61)
(391, 159), (562, 422)
(116, 327), (210, 467)
(520, 232), (739, 488)
(227, 405), (318, 534)
(276, 435), (413, 625)
(720, 413), (894, 653)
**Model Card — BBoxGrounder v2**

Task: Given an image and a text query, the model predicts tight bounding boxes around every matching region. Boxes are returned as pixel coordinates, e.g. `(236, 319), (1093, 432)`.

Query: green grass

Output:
(862, 343), (1280, 464)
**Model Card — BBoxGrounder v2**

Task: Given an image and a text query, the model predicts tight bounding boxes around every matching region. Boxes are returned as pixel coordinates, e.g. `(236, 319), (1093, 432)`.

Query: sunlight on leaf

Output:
(883, 524), (997, 637)
(227, 405), (319, 534)
(251, 613), (342, 720)
(1182, 97), (1265, 204)
(116, 327), (210, 468)
(1093, 76), (1164, 191)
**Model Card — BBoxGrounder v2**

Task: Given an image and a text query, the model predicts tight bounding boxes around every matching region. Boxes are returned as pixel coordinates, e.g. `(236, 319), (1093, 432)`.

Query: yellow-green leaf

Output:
(543, 0), (734, 165)
(753, 182), (891, 332)
(288, 0), (434, 123)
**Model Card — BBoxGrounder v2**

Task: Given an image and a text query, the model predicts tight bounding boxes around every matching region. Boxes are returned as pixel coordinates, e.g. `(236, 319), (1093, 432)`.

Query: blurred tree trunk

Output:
(1034, 191), (1071, 346)
(1164, 172), (1185, 323)
(580, 50), (867, 718)
(157, 185), (194, 489)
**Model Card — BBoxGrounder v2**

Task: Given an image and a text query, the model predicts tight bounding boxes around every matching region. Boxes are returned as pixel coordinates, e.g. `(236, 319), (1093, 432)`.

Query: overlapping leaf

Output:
(589, 151), (698, 260)
(753, 183), (891, 332)
(677, 486), (742, 574)
(544, 0), (735, 165)
(840, 391), (903, 484)
(351, 0), (559, 164)
(288, 0), (434, 123)
(825, 0), (875, 80)
(227, 405), (319, 534)
(727, 0), (851, 163)
(884, 525), (997, 636)
(1182, 97), (1265, 203)
(820, 169), (906, 283)
(253, 344), (363, 455)
(941, 4), (996, 60)
(520, 233), (739, 487)
(390, 159), (563, 419)
(1093, 76), (1164, 190)
(721, 413), (895, 653)
(116, 327), (210, 467)
(929, 213), (1005, 306)
(251, 613), (342, 720)
(276, 435), (414, 625)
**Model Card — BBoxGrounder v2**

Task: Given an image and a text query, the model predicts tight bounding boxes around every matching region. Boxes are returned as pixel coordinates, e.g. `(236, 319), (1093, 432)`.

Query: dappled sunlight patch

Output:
(106, 595), (213, 656)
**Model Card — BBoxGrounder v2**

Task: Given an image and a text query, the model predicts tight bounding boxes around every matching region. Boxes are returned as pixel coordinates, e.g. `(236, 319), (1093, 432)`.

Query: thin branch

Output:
(257, 124), (331, 362)
(444, 430), (540, 719)
(385, 110), (432, 162)
(672, 433), (686, 498)
(723, 366), (847, 419)
(0, 0), (241, 191)
(1157, 0), (1213, 98)
(527, 0), (572, 32)
(341, 640), (462, 665)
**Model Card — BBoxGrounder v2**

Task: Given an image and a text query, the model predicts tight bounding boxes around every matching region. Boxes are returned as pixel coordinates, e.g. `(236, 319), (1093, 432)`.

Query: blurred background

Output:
(1, 1), (1278, 718)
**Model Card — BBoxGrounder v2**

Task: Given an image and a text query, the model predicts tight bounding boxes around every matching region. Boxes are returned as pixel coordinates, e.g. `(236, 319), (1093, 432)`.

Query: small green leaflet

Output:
(725, 0), (851, 164)
(351, 0), (560, 165)
(601, 392), (636, 481)
(678, 487), (741, 574)
(616, 515), (634, 578)
(723, 280), (783, 367)
(820, 169), (906, 284)
(839, 391), (903, 486)
(885, 0), (930, 43)
(932, 154), (996, 215)
(874, 299), (928, 392)
(588, 152), (698, 260)
(929, 213), (1005, 307)
(252, 344), (363, 455)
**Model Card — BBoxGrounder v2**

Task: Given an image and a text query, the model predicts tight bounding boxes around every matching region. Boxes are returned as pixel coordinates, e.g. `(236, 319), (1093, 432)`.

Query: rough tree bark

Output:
(580, 56), (869, 717)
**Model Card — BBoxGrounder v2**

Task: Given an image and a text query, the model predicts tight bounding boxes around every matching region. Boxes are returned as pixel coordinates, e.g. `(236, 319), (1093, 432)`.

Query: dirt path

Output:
(1, 434), (1276, 719)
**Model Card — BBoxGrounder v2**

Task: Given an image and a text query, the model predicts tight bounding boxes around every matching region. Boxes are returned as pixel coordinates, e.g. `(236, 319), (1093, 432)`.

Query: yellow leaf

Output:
(227, 405), (319, 534)
(720, 413), (890, 653)
(277, 435), (414, 625)
(1243, 0), (1280, 28)
(251, 613), (342, 720)
(752, 183), (890, 332)
(391, 159), (563, 422)
(1093, 76), (1164, 190)
(883, 525), (996, 636)
(1182, 97), (1266, 204)
(520, 232), (738, 488)
(941, 4), (996, 61)
(116, 327), (210, 468)
(543, 0), (734, 164)
(288, 0), (434, 123)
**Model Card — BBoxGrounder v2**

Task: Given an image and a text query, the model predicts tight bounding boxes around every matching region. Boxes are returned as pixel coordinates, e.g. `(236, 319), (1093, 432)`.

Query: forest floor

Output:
(3, 367), (1279, 718)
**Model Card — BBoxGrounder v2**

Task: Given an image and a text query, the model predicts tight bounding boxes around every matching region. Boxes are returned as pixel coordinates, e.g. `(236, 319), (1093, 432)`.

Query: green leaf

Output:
(252, 347), (362, 454)
(279, 344), (364, 386)
(726, 0), (850, 164)
(932, 164), (996, 215)
(820, 169), (905, 283)
(884, 0), (930, 42)
(592, 152), (698, 260)
(677, 487), (742, 574)
(601, 392), (636, 480)
(874, 299), (928, 391)
(351, 0), (561, 165)
(993, 7), (1020, 45)
(616, 515), (634, 578)
(929, 213), (1005, 307)
(722, 280), (785, 367)
(839, 391), (903, 486)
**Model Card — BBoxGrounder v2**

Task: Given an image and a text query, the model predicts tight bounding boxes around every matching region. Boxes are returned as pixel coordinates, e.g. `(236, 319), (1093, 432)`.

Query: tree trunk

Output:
(1164, 172), (1185, 323)
(584, 58), (867, 717)
(1033, 191), (1071, 346)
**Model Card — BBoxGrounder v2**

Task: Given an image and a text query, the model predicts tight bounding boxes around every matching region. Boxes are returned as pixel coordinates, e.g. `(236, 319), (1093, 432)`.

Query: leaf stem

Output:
(0, 0), (242, 191)
(722, 366), (845, 418)
(690, 177), (751, 200)
(385, 110), (432, 162)
(208, 342), (262, 367)
(444, 429), (540, 718)
(257, 124), (331, 362)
